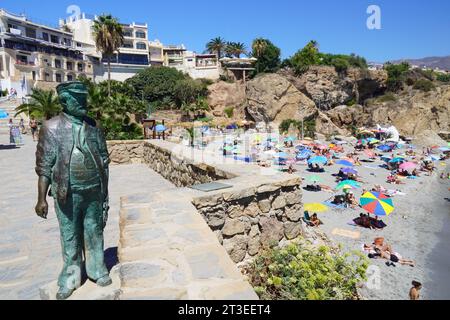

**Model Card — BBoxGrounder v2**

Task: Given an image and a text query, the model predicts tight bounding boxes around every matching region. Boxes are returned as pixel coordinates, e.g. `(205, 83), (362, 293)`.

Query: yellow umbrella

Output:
(304, 203), (329, 213)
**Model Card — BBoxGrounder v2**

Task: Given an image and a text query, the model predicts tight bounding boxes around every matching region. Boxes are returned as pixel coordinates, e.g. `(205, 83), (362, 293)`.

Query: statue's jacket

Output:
(36, 113), (110, 204)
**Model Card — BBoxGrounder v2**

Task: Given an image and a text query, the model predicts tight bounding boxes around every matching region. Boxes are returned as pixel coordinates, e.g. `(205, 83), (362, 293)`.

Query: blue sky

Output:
(2, 0), (449, 62)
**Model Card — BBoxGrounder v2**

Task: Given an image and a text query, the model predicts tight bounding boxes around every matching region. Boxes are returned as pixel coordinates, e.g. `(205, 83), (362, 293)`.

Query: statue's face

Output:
(61, 91), (88, 117)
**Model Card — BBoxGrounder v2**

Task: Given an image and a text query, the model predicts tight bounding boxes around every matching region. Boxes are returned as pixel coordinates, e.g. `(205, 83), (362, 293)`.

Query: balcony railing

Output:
(15, 60), (36, 66)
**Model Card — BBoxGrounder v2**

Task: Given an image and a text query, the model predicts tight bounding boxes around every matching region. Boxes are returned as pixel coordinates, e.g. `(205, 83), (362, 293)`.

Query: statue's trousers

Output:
(54, 186), (109, 289)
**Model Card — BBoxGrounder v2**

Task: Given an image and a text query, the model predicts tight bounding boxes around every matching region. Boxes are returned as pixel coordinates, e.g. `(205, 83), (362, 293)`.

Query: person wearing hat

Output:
(35, 81), (111, 299)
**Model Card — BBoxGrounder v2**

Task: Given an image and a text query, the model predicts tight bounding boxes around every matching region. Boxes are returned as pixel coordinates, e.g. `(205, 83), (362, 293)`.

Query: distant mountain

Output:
(388, 55), (450, 71)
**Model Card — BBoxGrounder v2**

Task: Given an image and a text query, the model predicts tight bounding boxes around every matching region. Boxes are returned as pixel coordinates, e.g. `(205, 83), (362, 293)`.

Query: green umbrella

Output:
(306, 175), (323, 183)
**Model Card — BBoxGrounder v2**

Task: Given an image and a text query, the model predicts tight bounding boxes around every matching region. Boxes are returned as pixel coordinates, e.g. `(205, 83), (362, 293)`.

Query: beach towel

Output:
(323, 200), (346, 209)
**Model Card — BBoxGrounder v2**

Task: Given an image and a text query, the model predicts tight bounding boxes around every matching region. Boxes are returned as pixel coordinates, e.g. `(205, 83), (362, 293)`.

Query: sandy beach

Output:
(201, 132), (450, 299)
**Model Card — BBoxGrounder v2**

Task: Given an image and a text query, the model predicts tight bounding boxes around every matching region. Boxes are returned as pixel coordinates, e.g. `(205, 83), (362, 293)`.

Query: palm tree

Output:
(15, 88), (61, 120)
(252, 38), (268, 73)
(252, 38), (268, 58)
(226, 42), (247, 58)
(92, 14), (124, 96)
(206, 37), (226, 60)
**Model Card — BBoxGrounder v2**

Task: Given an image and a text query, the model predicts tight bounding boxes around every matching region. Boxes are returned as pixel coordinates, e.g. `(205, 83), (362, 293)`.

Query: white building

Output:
(0, 9), (97, 97)
(61, 13), (153, 81)
(162, 45), (220, 80)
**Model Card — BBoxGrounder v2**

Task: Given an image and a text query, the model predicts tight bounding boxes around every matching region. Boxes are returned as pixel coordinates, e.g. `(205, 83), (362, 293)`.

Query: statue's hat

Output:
(56, 81), (88, 96)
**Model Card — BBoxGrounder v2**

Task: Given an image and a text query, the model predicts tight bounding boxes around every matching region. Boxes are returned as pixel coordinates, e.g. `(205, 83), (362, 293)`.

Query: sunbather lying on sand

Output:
(370, 248), (415, 267)
(353, 213), (387, 229)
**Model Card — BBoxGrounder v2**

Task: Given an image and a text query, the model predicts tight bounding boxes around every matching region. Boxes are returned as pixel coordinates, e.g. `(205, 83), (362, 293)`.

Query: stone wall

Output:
(109, 139), (304, 264)
(192, 178), (303, 263)
(107, 140), (144, 165)
(142, 141), (235, 187)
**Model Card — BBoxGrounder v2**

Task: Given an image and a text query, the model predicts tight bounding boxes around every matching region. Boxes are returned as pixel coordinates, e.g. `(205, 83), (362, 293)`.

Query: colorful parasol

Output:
(399, 162), (417, 171)
(360, 191), (394, 216)
(304, 203), (329, 213)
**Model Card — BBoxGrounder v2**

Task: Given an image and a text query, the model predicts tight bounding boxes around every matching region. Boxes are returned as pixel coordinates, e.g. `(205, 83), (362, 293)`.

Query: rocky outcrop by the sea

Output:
(205, 66), (448, 139)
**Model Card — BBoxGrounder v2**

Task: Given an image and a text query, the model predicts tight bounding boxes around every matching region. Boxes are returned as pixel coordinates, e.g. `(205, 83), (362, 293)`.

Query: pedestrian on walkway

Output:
(30, 117), (38, 141)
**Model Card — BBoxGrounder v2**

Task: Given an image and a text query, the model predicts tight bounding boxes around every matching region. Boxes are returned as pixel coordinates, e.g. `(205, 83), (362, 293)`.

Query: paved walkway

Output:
(0, 134), (174, 299)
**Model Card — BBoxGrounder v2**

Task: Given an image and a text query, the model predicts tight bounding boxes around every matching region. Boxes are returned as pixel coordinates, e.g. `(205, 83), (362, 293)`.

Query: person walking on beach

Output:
(409, 281), (422, 300)
(29, 117), (38, 141)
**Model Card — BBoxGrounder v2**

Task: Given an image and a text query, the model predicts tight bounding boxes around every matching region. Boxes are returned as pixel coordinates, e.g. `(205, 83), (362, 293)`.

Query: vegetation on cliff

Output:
(284, 40), (368, 75)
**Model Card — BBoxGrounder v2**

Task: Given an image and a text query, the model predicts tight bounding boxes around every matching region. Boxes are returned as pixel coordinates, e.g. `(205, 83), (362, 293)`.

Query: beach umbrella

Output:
(0, 109), (9, 119)
(155, 124), (166, 132)
(367, 138), (380, 144)
(306, 175), (323, 183)
(389, 157), (405, 163)
(223, 145), (233, 151)
(337, 180), (361, 187)
(340, 167), (358, 175)
(304, 203), (329, 213)
(336, 159), (354, 167)
(297, 149), (312, 160)
(308, 156), (327, 165)
(360, 191), (394, 217)
(284, 136), (295, 142)
(377, 145), (392, 152)
(336, 184), (355, 190)
(399, 162), (417, 171)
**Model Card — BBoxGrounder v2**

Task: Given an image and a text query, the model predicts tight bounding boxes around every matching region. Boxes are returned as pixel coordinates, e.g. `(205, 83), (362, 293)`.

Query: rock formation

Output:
(245, 73), (317, 123)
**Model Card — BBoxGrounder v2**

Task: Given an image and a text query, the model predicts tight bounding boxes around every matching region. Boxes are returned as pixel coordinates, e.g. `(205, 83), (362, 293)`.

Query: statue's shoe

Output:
(56, 287), (75, 300)
(96, 275), (112, 287)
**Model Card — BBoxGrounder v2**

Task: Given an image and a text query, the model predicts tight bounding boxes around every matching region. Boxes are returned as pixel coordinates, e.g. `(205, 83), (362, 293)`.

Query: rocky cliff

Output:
(206, 66), (448, 138)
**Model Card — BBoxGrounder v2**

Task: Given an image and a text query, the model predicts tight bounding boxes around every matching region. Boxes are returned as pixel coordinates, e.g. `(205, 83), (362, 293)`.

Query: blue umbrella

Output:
(340, 167), (358, 175)
(336, 159), (354, 167)
(389, 157), (405, 163)
(308, 156), (327, 165)
(155, 124), (166, 132)
(377, 145), (392, 152)
(0, 109), (8, 119)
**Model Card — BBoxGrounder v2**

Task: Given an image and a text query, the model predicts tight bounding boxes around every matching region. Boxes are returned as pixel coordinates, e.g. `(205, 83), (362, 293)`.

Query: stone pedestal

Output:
(39, 265), (121, 300)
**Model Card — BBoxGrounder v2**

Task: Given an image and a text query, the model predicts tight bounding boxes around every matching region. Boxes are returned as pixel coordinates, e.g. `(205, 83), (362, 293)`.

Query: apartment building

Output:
(0, 9), (96, 97)
(163, 45), (220, 80)
(62, 14), (152, 81)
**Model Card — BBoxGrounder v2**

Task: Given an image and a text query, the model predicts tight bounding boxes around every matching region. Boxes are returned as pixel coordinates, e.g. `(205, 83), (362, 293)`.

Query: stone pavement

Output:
(118, 191), (258, 300)
(0, 134), (174, 299)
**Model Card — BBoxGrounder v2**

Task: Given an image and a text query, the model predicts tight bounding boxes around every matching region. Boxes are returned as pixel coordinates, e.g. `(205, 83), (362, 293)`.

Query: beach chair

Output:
(302, 212), (315, 227)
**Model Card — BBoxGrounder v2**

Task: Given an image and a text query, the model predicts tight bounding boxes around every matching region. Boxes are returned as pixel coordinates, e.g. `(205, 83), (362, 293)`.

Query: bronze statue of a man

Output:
(35, 81), (111, 300)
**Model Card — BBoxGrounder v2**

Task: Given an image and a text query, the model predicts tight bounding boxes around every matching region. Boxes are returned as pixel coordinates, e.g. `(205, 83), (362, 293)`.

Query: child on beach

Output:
(409, 281), (422, 300)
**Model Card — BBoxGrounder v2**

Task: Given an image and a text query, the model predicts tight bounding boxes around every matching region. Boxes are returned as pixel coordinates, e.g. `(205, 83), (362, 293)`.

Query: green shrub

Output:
(224, 106), (234, 118)
(279, 118), (316, 138)
(244, 240), (368, 300)
(384, 62), (410, 92)
(436, 73), (450, 82)
(413, 79), (435, 92)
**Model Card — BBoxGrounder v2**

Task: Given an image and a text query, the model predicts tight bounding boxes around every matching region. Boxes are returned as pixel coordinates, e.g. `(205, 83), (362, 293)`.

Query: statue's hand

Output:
(35, 200), (48, 219)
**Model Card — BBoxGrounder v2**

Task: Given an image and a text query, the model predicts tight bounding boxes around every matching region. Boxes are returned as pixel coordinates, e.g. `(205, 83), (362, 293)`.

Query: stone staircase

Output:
(0, 98), (26, 135)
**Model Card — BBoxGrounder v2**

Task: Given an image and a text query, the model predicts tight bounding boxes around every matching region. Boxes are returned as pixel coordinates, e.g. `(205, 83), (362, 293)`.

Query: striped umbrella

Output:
(360, 191), (394, 216)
